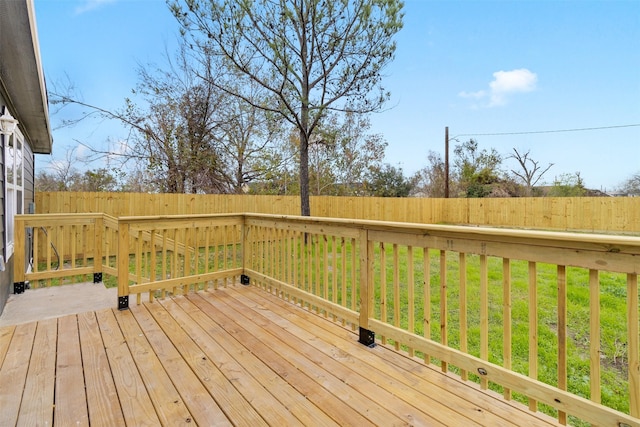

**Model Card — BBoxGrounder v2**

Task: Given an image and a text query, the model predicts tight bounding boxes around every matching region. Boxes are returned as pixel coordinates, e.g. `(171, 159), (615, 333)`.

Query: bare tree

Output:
(211, 74), (286, 194)
(49, 44), (280, 194)
(411, 151), (451, 198)
(617, 172), (640, 196)
(170, 0), (404, 215)
(36, 146), (82, 191)
(508, 148), (553, 196)
(331, 113), (387, 195)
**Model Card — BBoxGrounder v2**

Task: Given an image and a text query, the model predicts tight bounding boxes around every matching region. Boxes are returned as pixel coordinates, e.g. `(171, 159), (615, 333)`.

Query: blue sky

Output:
(34, 0), (640, 191)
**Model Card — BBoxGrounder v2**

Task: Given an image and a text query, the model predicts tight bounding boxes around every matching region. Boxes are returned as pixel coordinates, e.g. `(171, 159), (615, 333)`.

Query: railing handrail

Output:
(22, 211), (638, 247)
(244, 212), (640, 248)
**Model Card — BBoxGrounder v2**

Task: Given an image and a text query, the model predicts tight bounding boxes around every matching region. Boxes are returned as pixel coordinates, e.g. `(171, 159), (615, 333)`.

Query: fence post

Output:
(13, 216), (26, 293)
(93, 215), (103, 283)
(358, 228), (375, 347)
(117, 219), (129, 309)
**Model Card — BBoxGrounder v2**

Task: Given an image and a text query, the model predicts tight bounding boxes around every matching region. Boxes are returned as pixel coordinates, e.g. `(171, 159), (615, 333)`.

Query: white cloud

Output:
(458, 90), (486, 99)
(460, 68), (538, 107)
(75, 0), (117, 15)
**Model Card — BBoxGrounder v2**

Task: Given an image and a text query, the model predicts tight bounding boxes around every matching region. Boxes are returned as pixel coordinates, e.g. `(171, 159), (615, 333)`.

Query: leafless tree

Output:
(49, 44), (281, 194)
(508, 148), (553, 196)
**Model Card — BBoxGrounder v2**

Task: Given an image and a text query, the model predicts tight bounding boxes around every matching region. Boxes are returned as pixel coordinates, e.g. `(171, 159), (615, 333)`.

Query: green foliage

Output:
(453, 139), (504, 198)
(366, 163), (412, 197)
(548, 172), (587, 197)
(81, 168), (121, 192)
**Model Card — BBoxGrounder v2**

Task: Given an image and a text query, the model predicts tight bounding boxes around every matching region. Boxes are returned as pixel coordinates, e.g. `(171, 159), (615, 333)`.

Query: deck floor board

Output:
(54, 315), (89, 426)
(0, 322), (36, 426)
(94, 308), (160, 426)
(77, 310), (127, 427)
(18, 318), (56, 427)
(0, 284), (563, 426)
(157, 295), (305, 427)
(214, 286), (447, 426)
(234, 284), (515, 426)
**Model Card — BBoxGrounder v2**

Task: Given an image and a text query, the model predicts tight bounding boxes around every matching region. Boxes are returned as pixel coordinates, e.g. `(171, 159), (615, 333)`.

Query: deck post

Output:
(13, 216), (26, 293)
(117, 220), (129, 310)
(358, 229), (376, 347)
(242, 216), (250, 284)
(93, 215), (103, 283)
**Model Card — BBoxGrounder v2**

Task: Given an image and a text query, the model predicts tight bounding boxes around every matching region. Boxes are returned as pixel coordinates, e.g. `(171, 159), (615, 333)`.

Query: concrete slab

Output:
(0, 282), (118, 326)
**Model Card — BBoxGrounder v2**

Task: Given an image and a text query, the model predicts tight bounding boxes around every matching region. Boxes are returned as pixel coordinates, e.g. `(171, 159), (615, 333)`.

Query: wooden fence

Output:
(35, 192), (640, 233)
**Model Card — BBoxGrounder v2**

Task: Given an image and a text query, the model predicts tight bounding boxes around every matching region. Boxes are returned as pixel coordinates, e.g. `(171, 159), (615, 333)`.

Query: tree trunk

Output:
(299, 8), (311, 217)
(299, 130), (310, 216)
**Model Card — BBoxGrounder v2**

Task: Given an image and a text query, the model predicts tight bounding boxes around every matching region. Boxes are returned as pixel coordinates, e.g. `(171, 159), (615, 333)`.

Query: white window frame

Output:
(4, 126), (25, 260)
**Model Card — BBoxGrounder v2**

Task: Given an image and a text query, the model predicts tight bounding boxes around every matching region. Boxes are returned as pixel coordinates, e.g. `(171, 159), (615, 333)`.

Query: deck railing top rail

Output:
(247, 212), (640, 246)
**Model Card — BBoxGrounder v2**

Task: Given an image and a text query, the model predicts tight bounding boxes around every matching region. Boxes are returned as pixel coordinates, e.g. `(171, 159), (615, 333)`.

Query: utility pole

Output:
(444, 126), (449, 198)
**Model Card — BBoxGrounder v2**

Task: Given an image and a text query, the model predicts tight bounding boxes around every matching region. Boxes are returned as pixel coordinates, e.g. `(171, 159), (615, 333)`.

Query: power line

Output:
(453, 123), (640, 138)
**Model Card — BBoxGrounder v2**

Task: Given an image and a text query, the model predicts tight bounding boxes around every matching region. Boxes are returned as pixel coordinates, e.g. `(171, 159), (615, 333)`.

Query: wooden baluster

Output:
(341, 237), (347, 326)
(440, 249), (448, 372)
(503, 258), (512, 400)
(322, 234), (328, 315)
(332, 235), (337, 321)
(423, 247), (431, 364)
(380, 242), (387, 345)
(149, 230), (157, 301)
(528, 261), (538, 412)
(480, 254), (489, 390)
(459, 252), (468, 381)
(628, 273), (639, 418)
(393, 243), (400, 351)
(557, 265), (567, 425)
(408, 246), (415, 357)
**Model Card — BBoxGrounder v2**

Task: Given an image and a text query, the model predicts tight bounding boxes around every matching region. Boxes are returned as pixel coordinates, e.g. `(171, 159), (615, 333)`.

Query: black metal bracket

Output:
(13, 282), (25, 294)
(240, 274), (250, 285)
(93, 272), (102, 283)
(118, 296), (129, 311)
(358, 327), (376, 348)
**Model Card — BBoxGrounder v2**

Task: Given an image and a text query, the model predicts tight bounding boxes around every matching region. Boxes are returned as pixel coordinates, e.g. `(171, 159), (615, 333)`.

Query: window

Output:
(5, 126), (25, 259)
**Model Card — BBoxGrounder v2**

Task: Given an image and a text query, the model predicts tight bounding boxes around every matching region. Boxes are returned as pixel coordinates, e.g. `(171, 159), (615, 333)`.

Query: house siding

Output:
(0, 127), (7, 313)
(0, 132), (37, 315)
(22, 146), (34, 295)
(0, 1), (52, 316)
(24, 148), (34, 204)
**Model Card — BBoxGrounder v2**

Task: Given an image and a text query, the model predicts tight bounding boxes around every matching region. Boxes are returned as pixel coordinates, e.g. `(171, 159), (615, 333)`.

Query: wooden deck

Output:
(0, 285), (562, 426)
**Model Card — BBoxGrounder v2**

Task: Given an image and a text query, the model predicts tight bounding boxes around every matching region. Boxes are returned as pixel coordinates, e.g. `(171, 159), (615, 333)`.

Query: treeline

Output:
(36, 137), (639, 197)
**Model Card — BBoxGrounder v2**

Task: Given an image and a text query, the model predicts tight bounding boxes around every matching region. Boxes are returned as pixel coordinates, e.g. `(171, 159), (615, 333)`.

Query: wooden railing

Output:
(12, 213), (640, 427)
(115, 214), (244, 308)
(13, 214), (118, 291)
(244, 214), (640, 427)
